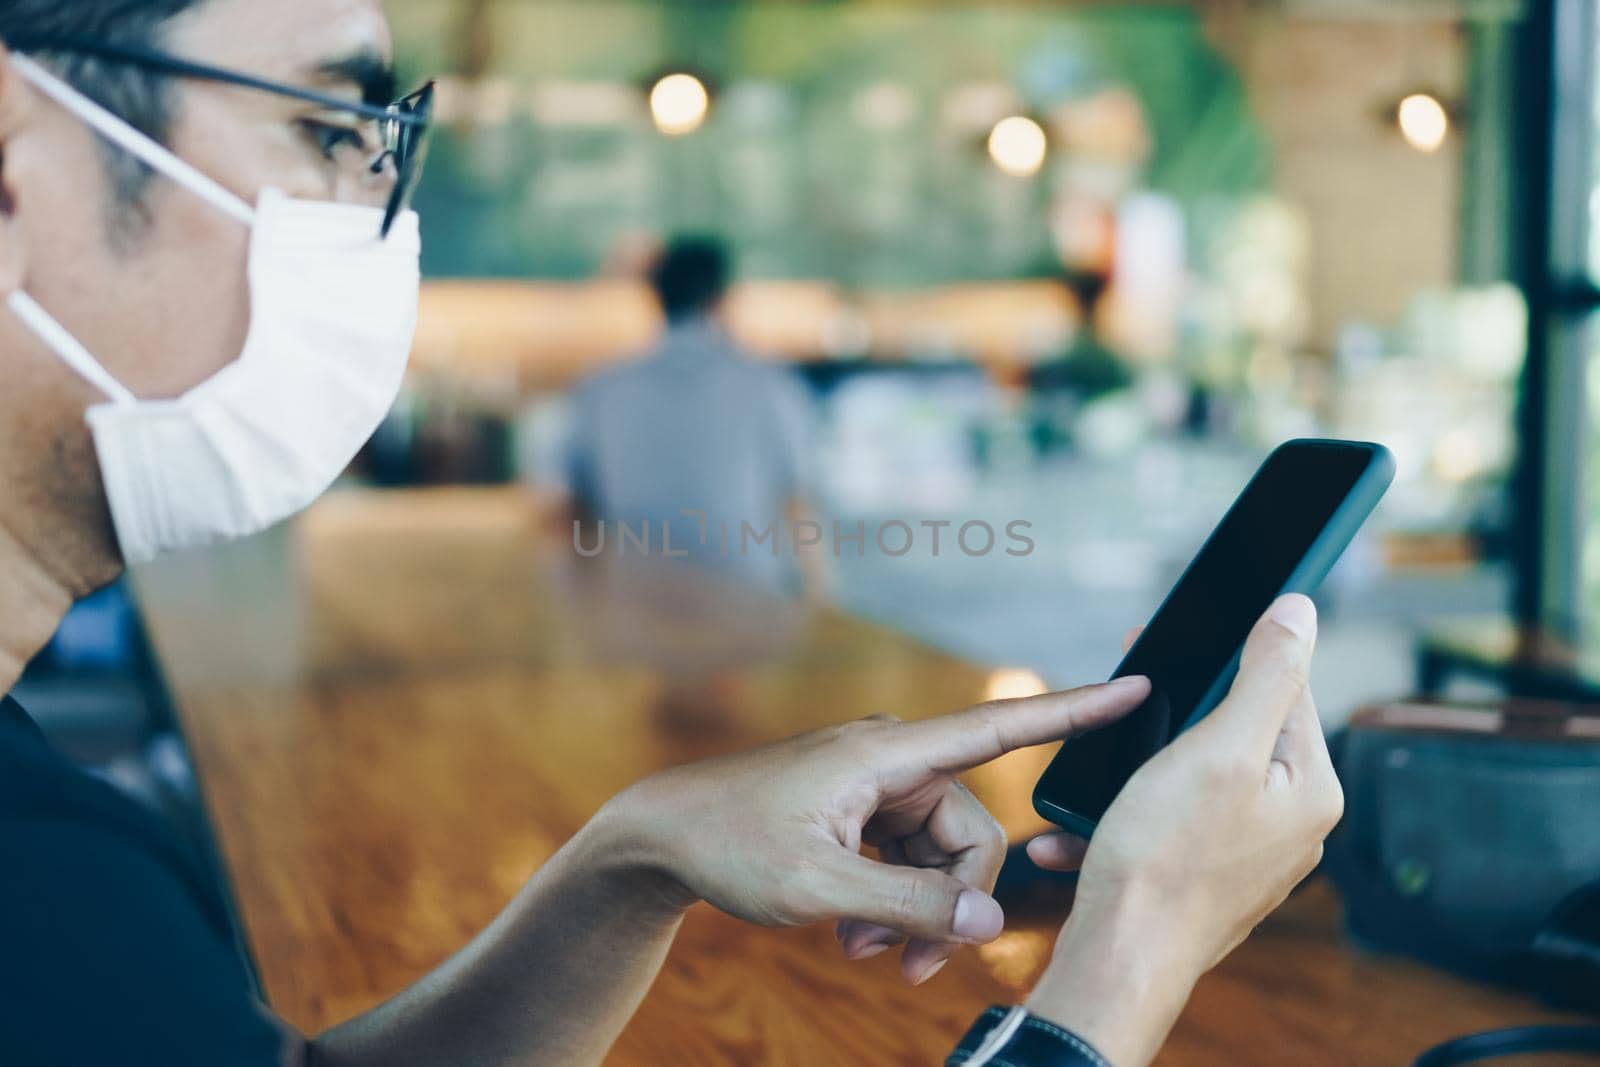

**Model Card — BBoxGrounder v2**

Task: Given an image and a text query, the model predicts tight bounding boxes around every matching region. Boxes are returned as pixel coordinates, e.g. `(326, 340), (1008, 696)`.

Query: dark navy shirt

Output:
(0, 694), (284, 1065)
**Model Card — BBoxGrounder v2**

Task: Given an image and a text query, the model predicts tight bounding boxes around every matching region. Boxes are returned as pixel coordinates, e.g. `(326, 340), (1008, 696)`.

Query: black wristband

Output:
(948, 1006), (1114, 1067)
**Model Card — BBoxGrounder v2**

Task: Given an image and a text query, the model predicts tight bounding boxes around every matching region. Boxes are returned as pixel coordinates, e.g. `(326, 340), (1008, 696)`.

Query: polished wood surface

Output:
(132, 488), (1588, 1065)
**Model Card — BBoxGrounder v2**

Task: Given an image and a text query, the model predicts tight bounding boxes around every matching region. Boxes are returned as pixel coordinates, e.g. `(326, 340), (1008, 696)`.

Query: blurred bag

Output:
(1325, 698), (1600, 1013)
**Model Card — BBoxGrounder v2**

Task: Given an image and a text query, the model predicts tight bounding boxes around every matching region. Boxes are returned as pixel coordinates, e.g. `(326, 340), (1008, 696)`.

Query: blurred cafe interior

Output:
(17, 0), (1600, 1064)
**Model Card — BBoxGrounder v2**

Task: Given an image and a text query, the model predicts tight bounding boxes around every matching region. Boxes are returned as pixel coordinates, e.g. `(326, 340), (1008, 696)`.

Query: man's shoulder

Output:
(0, 694), (45, 744)
(571, 335), (810, 413)
(712, 346), (807, 391)
(0, 694), (228, 926)
(0, 811), (285, 1065)
(572, 350), (666, 400)
(746, 359), (813, 417)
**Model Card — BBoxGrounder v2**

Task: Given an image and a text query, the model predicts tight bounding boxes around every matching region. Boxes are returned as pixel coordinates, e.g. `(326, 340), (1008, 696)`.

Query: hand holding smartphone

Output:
(1032, 439), (1394, 836)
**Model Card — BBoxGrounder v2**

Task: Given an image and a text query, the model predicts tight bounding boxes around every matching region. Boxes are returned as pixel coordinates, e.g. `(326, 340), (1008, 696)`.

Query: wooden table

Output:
(131, 488), (1589, 1066)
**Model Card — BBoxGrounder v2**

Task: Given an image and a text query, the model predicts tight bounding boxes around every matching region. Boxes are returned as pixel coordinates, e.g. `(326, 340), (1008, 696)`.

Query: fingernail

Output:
(849, 941), (890, 960)
(1269, 594), (1316, 638)
(912, 958), (948, 985)
(1105, 675), (1148, 696)
(952, 890), (1004, 942)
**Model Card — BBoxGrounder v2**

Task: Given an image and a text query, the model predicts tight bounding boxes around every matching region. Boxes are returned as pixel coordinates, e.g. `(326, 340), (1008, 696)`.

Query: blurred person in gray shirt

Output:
(564, 237), (824, 598)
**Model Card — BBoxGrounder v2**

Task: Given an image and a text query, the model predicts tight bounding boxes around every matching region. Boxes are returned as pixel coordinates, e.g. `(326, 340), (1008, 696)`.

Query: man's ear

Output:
(0, 45), (33, 295)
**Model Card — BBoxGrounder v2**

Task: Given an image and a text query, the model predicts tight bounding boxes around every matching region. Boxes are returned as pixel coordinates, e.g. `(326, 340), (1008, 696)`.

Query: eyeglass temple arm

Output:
(5, 34), (430, 126)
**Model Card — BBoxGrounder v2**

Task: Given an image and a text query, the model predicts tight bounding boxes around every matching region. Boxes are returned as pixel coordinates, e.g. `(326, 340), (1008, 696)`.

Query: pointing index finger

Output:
(895, 676), (1151, 776)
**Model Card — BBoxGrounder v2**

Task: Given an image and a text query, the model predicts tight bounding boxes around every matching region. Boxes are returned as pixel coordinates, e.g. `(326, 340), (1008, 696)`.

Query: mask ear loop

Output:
(4, 54), (257, 404)
(6, 291), (135, 403)
(9, 54), (254, 225)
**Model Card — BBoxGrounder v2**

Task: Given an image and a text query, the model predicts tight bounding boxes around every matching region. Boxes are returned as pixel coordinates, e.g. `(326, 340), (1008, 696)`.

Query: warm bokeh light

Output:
(976, 930), (1055, 994)
(984, 667), (1048, 702)
(650, 73), (710, 136)
(987, 115), (1048, 178)
(1397, 93), (1449, 152)
(1434, 426), (1489, 483)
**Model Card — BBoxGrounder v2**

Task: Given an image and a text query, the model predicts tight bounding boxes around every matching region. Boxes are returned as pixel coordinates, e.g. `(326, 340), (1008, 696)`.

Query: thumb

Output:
(820, 850), (1005, 944)
(1190, 594), (1317, 767)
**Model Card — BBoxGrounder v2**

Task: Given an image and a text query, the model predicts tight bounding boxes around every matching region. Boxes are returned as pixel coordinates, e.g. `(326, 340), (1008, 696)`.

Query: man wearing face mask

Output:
(0, 3), (1344, 1066)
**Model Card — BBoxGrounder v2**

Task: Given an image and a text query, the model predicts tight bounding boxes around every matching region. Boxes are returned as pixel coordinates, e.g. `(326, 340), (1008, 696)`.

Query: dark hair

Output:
(649, 236), (731, 323)
(1062, 269), (1110, 316)
(1, 0), (206, 217)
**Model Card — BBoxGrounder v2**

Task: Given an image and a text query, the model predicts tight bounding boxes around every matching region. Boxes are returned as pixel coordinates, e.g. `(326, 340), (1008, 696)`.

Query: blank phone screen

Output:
(1034, 442), (1379, 826)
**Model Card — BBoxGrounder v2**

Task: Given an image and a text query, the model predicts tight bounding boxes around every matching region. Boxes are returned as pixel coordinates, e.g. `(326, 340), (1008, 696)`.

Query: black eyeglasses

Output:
(7, 34), (434, 238)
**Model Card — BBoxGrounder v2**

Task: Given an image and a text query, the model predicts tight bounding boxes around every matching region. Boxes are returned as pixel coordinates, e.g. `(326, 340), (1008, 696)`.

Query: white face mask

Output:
(6, 55), (421, 566)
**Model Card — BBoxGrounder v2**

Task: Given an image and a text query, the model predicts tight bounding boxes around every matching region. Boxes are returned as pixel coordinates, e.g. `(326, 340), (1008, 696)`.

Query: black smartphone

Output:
(1032, 438), (1395, 837)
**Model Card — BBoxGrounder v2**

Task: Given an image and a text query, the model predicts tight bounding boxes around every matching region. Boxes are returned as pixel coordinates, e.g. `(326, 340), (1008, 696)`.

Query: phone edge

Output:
(1030, 440), (1395, 835)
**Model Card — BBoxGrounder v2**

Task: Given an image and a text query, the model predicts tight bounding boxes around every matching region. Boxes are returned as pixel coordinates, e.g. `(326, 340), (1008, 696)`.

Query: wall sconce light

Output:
(650, 72), (711, 136)
(988, 114), (1048, 178)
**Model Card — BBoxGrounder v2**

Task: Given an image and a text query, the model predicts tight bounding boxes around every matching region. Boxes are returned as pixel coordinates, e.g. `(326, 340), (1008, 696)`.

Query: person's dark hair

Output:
(649, 236), (731, 323)
(1062, 269), (1110, 319)
(0, 0), (206, 217)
